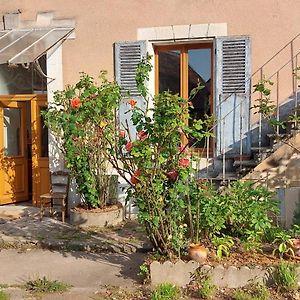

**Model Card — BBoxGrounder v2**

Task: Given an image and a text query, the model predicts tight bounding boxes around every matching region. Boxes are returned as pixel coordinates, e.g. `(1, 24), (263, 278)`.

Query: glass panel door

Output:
(3, 107), (22, 156)
(0, 100), (28, 204)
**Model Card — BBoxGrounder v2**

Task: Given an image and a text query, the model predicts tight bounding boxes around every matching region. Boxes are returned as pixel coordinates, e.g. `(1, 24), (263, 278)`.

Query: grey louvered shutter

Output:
(215, 36), (251, 157)
(114, 41), (146, 140)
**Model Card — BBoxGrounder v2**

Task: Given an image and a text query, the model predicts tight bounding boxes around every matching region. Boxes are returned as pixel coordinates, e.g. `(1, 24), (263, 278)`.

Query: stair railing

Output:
(200, 33), (300, 185)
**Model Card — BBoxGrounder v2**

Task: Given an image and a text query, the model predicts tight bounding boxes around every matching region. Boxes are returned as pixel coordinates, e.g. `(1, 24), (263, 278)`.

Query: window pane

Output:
(188, 48), (212, 147)
(4, 108), (21, 156)
(158, 50), (180, 94)
(40, 107), (48, 157)
(0, 55), (47, 94)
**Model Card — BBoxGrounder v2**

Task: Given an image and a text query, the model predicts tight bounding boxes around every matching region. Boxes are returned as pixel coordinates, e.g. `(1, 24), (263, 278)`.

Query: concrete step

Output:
(233, 160), (257, 167)
(250, 146), (273, 153)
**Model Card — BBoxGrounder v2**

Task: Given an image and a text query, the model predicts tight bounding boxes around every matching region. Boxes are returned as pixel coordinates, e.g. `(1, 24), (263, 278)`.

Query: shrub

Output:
(193, 181), (278, 241)
(43, 72), (121, 208)
(108, 55), (213, 257)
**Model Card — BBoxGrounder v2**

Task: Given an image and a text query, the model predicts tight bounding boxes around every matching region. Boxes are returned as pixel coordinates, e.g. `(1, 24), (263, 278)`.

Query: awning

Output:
(0, 27), (74, 65)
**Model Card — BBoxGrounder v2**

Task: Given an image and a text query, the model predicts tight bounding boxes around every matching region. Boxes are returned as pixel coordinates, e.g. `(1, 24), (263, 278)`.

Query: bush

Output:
(192, 181), (278, 242)
(43, 72), (121, 208)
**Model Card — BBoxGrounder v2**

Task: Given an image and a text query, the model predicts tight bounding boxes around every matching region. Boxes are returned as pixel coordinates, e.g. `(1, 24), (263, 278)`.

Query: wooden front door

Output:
(0, 100), (28, 204)
(31, 95), (50, 206)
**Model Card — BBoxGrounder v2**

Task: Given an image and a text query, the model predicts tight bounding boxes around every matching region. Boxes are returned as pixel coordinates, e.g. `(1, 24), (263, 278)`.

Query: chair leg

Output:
(61, 196), (66, 223)
(49, 198), (53, 216)
(40, 199), (44, 221)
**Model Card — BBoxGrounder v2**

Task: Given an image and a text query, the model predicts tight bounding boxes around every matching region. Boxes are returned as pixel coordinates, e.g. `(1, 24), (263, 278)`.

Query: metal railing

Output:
(199, 33), (300, 188)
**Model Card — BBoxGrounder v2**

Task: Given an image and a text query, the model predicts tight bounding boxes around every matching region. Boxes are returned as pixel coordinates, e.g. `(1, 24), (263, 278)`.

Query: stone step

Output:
(250, 146), (273, 153)
(266, 133), (291, 140)
(198, 172), (239, 181)
(233, 160), (257, 167)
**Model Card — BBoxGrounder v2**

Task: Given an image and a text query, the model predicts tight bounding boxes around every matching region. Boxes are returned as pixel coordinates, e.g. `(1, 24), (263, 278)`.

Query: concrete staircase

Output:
(243, 131), (300, 190)
(203, 33), (300, 189)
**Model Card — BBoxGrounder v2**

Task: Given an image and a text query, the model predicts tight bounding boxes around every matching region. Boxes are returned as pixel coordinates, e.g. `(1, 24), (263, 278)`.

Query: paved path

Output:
(0, 204), (150, 299)
(0, 249), (145, 299)
(0, 205), (150, 254)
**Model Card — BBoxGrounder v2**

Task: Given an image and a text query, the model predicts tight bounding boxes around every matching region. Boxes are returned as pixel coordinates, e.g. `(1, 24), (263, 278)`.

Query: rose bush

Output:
(42, 72), (121, 208)
(107, 55), (214, 257)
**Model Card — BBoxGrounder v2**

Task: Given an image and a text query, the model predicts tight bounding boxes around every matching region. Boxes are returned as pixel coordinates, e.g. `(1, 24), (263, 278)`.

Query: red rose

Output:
(179, 158), (190, 168)
(128, 99), (137, 109)
(137, 130), (148, 141)
(119, 130), (126, 138)
(167, 170), (179, 181)
(131, 169), (141, 185)
(125, 141), (133, 152)
(70, 97), (81, 109)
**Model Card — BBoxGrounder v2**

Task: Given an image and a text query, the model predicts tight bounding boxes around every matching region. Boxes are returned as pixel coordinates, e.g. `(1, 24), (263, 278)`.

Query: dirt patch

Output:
(73, 202), (123, 213)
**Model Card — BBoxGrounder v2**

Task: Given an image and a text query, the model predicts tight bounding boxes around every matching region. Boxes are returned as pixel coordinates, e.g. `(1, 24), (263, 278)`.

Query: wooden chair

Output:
(40, 170), (70, 222)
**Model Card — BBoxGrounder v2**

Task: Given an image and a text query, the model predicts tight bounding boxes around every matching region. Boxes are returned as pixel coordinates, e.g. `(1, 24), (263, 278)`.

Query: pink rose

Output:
(179, 158), (190, 168)
(167, 170), (179, 181)
(131, 169), (141, 185)
(125, 141), (133, 152)
(70, 97), (81, 109)
(128, 99), (137, 109)
(137, 130), (148, 141)
(119, 130), (126, 138)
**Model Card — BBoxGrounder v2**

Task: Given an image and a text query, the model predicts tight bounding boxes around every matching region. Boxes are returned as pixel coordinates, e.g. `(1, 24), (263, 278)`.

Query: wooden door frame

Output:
(31, 94), (49, 206)
(154, 43), (214, 156)
(0, 98), (28, 204)
(0, 94), (49, 205)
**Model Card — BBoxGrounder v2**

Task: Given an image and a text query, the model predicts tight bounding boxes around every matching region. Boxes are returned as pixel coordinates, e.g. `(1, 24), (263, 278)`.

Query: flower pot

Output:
(69, 202), (124, 228)
(188, 243), (208, 263)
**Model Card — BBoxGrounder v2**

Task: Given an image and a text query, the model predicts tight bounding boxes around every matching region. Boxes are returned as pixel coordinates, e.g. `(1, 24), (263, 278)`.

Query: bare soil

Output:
(73, 202), (123, 213)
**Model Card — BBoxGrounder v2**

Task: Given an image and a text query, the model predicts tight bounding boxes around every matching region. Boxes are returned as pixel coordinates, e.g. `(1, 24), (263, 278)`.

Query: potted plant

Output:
(43, 72), (123, 227)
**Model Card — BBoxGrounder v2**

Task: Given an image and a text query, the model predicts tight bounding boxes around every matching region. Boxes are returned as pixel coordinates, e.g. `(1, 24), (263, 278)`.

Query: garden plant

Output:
(43, 54), (300, 263)
(43, 72), (120, 209)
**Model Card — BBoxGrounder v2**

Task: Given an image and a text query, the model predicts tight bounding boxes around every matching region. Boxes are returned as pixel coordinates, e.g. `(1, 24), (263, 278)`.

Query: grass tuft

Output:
(197, 277), (217, 299)
(234, 283), (269, 300)
(0, 290), (9, 300)
(151, 283), (180, 300)
(25, 276), (71, 294)
(271, 261), (298, 292)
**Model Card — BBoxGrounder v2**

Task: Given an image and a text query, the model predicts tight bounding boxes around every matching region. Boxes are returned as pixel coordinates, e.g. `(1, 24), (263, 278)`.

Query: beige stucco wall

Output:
(1, 0), (300, 88)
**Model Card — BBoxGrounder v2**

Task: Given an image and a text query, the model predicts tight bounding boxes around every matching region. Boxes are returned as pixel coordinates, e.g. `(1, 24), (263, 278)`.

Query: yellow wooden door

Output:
(31, 95), (50, 206)
(0, 101), (28, 204)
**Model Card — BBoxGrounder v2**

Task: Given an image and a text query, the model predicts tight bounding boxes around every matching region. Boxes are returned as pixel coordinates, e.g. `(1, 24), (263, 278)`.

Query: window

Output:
(154, 43), (213, 149)
(114, 36), (251, 156)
